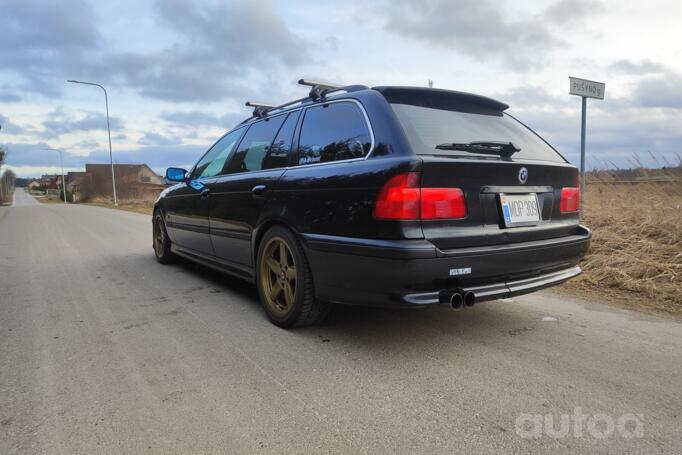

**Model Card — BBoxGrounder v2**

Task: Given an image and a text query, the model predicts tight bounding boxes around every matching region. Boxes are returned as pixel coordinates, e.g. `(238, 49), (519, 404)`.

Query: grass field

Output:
(560, 166), (682, 314)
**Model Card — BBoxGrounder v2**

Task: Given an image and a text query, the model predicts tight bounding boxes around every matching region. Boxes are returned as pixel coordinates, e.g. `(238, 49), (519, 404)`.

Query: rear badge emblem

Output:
(518, 167), (529, 184)
(449, 267), (472, 277)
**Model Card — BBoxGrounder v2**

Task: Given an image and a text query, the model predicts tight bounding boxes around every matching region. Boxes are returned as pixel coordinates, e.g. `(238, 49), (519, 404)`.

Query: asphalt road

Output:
(1, 190), (680, 454)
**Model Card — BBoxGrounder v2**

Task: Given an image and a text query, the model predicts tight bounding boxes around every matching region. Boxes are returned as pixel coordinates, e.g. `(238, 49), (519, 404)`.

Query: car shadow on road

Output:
(171, 256), (538, 348)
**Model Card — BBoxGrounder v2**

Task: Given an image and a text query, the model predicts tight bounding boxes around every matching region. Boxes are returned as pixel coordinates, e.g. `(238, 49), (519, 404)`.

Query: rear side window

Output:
(297, 102), (371, 165)
(390, 103), (566, 163)
(226, 115), (287, 174)
(193, 127), (244, 178)
(263, 110), (300, 170)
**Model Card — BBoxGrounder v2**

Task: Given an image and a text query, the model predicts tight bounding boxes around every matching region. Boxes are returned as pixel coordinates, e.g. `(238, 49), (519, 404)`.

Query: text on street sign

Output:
(569, 77), (605, 100)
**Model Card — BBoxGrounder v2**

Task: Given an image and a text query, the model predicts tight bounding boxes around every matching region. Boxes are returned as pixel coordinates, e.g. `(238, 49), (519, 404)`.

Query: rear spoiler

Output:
(373, 86), (509, 116)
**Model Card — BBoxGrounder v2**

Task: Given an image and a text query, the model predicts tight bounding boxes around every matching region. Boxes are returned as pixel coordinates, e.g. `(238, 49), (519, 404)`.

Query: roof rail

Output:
(245, 101), (275, 118)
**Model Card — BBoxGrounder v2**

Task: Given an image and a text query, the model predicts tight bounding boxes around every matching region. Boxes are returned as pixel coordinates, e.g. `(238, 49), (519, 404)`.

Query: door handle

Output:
(251, 185), (266, 197)
(200, 188), (210, 200)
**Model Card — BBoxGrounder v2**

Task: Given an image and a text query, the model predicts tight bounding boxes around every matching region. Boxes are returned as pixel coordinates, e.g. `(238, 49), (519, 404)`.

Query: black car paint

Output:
(156, 86), (591, 307)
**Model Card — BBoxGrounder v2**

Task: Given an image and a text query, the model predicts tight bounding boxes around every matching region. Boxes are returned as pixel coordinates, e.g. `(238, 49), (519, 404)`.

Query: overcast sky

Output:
(1, 0), (681, 178)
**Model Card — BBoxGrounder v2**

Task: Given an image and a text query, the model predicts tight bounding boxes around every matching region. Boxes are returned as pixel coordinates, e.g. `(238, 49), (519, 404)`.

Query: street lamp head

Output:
(67, 80), (79, 83)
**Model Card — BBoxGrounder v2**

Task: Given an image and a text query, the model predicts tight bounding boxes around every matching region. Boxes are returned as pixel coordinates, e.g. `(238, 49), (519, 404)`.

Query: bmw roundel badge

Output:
(518, 167), (528, 184)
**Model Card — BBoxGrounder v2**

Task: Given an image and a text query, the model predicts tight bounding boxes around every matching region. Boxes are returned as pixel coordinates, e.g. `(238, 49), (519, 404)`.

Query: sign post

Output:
(569, 77), (605, 211)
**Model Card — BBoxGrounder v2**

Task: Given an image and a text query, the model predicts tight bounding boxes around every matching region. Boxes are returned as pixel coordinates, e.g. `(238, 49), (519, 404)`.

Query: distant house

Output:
(77, 164), (165, 202)
(40, 174), (59, 190)
(65, 172), (87, 202)
(27, 180), (41, 190)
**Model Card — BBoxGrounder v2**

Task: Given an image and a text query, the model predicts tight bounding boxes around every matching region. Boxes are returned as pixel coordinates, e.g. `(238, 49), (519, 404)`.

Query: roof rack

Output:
(298, 78), (343, 101)
(240, 78), (369, 124)
(245, 101), (275, 118)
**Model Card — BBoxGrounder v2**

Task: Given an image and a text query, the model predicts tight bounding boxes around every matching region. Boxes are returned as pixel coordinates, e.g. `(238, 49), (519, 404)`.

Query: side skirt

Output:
(170, 244), (255, 283)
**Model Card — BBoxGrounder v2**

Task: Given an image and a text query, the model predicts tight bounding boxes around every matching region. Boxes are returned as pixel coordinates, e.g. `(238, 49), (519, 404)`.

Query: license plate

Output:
(499, 193), (540, 227)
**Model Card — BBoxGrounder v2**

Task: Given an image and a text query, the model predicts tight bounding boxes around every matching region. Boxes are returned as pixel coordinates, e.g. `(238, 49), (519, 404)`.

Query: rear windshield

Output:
(390, 103), (566, 163)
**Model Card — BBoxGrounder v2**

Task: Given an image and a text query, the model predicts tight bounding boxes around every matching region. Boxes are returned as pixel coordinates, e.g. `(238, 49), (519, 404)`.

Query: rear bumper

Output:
(301, 225), (591, 307)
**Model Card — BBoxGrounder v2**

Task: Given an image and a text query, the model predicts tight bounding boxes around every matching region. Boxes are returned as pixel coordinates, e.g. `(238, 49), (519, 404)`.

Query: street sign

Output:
(568, 77), (606, 212)
(569, 77), (605, 100)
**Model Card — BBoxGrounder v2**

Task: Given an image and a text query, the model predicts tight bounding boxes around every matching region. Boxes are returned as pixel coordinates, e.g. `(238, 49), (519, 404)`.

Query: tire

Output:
(153, 210), (176, 264)
(256, 226), (331, 328)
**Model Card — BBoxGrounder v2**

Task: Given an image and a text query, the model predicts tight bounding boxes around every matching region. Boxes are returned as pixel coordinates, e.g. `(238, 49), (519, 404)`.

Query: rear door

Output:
(165, 128), (244, 255)
(388, 98), (581, 250)
(207, 111), (299, 268)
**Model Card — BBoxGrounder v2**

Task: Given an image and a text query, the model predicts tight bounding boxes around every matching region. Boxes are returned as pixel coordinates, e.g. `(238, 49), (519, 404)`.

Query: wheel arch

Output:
(252, 218), (300, 266)
(152, 204), (176, 243)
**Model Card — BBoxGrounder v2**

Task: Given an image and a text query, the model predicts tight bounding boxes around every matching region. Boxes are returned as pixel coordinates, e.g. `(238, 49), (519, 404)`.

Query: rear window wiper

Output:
(435, 141), (520, 157)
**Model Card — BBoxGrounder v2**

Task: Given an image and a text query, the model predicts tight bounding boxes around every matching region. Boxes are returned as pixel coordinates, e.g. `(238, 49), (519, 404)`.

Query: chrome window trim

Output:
(194, 99), (376, 179)
(295, 99), (375, 168)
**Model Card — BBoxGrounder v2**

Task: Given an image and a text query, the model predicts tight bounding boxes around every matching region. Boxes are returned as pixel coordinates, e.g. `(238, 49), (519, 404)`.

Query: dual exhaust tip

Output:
(439, 290), (476, 310)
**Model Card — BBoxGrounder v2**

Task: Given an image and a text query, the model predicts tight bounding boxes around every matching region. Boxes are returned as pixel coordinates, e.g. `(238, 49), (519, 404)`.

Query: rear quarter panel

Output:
(264, 90), (423, 241)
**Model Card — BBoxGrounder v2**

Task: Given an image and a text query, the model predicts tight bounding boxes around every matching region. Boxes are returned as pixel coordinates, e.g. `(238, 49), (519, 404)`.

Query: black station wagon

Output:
(153, 79), (591, 327)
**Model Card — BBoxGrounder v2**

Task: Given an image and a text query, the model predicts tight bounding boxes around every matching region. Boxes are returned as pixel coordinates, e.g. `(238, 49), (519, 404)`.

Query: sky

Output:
(1, 0), (682, 178)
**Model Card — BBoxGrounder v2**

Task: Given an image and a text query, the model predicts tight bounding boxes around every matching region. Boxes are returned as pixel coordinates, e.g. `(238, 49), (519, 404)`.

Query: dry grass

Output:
(85, 197), (154, 215)
(36, 195), (65, 204)
(560, 167), (682, 314)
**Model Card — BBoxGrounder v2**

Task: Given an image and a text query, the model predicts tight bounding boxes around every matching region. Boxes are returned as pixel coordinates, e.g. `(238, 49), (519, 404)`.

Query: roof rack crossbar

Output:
(298, 78), (344, 101)
(245, 101), (276, 118)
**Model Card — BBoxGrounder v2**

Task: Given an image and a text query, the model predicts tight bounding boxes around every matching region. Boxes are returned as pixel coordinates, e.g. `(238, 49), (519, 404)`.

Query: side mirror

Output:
(165, 167), (187, 182)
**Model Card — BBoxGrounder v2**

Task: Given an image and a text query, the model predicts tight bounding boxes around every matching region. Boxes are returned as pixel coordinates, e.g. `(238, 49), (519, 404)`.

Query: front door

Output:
(164, 179), (212, 254)
(167, 127), (245, 255)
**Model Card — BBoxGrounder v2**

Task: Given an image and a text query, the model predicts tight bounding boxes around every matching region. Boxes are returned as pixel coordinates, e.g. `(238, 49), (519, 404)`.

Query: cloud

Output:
(493, 86), (571, 110)
(632, 72), (682, 109)
(609, 59), (667, 75)
(543, 0), (605, 26)
(0, 92), (22, 102)
(0, 114), (26, 135)
(382, 0), (604, 69)
(138, 131), (180, 146)
(159, 110), (245, 129)
(39, 108), (124, 139)
(515, 105), (682, 169)
(0, 0), (102, 97)
(0, 0), (309, 103)
(105, 0), (310, 102)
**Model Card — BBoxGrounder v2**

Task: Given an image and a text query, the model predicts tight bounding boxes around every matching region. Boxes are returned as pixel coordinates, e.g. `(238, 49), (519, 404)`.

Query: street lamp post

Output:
(67, 80), (118, 206)
(44, 148), (67, 204)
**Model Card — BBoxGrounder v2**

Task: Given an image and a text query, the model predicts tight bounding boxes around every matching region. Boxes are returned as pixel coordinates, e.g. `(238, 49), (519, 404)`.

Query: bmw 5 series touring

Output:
(153, 80), (591, 327)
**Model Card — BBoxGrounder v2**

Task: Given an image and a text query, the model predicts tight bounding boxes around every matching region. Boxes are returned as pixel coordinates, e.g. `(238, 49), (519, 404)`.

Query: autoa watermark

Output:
(515, 407), (644, 439)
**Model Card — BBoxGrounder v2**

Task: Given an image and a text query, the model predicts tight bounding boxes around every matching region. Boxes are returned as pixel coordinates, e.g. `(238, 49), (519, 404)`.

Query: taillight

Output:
(421, 188), (467, 219)
(373, 173), (421, 220)
(560, 187), (580, 213)
(373, 172), (467, 220)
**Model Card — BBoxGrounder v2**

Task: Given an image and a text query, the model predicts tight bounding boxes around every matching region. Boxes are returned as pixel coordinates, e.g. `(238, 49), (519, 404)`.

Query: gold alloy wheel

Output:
(153, 217), (164, 257)
(260, 237), (297, 315)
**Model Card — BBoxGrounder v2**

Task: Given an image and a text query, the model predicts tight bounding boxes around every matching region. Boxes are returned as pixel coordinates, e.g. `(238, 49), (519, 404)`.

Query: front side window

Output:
(193, 128), (244, 178)
(297, 102), (371, 165)
(226, 115), (287, 174)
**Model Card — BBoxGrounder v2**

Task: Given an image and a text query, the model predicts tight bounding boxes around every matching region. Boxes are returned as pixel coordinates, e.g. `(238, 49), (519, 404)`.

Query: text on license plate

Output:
(500, 193), (540, 227)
